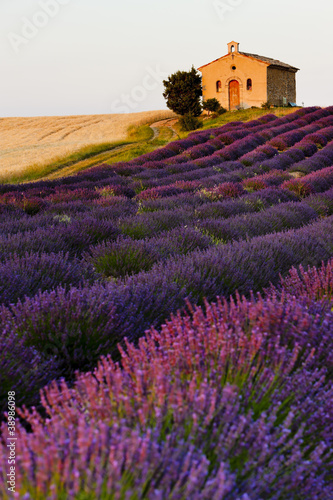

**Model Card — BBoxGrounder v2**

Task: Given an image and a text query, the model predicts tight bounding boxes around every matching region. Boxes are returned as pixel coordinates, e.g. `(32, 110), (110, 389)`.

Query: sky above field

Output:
(0, 0), (332, 117)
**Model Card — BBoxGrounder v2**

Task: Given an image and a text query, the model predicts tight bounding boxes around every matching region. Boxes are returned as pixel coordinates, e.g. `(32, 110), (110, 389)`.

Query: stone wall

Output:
(267, 67), (297, 106)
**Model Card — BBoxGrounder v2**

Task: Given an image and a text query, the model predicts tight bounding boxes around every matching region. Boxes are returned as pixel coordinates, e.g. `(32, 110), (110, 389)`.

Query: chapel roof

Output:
(198, 43), (299, 72)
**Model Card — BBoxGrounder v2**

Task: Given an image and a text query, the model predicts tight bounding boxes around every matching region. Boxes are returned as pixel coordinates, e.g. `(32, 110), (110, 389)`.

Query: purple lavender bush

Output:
(1, 107), (333, 498)
(1, 289), (332, 498)
(0, 252), (97, 306)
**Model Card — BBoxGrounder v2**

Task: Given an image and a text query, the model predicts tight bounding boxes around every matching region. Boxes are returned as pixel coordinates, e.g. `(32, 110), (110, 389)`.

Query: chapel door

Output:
(229, 80), (240, 110)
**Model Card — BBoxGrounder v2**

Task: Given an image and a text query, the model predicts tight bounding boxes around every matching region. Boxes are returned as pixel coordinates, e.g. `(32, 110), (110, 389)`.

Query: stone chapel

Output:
(198, 41), (299, 110)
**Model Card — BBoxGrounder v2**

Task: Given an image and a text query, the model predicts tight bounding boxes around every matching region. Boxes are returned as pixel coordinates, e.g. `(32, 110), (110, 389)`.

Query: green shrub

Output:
(179, 114), (203, 131)
(203, 98), (227, 117)
(261, 101), (271, 110)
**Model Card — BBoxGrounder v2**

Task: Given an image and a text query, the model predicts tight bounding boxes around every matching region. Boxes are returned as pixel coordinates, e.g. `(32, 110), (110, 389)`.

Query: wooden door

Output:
(229, 80), (240, 110)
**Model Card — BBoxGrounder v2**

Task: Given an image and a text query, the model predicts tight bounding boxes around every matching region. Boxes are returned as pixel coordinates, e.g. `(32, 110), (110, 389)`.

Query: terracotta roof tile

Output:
(240, 51), (299, 71)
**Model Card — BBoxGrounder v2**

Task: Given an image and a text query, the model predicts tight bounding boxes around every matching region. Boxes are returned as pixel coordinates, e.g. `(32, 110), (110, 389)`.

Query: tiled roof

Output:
(240, 52), (299, 71)
(198, 52), (299, 72)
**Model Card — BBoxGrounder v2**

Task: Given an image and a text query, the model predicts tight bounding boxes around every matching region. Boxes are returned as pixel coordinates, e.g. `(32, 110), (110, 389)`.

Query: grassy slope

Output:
(3, 107), (300, 184)
(44, 124), (176, 180)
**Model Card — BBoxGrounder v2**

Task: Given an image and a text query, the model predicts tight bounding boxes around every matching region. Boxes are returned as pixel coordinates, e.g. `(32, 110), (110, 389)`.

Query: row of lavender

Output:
(1, 259), (333, 498)
(1, 107), (333, 497)
(0, 136), (333, 307)
(0, 109), (332, 223)
(0, 183), (333, 297)
(0, 108), (333, 398)
(1, 217), (333, 418)
(0, 106), (332, 200)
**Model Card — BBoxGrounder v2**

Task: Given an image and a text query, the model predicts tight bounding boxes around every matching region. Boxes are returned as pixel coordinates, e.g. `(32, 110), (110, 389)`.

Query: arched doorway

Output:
(229, 80), (240, 110)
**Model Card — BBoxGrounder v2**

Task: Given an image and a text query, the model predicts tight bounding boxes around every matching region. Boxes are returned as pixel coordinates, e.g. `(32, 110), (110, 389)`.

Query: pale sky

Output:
(0, 0), (332, 117)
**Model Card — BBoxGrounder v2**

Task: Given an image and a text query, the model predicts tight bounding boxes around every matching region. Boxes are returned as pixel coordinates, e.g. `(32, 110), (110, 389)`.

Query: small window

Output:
(231, 45), (235, 53)
(231, 65), (236, 71)
(247, 78), (252, 91)
(216, 80), (222, 92)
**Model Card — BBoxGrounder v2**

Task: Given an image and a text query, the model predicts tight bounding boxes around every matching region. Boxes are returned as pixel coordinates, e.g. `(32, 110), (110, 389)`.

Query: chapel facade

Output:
(198, 41), (299, 110)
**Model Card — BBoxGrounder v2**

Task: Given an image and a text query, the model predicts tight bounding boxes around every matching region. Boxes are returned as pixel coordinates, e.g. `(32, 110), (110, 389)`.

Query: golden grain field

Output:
(0, 110), (174, 180)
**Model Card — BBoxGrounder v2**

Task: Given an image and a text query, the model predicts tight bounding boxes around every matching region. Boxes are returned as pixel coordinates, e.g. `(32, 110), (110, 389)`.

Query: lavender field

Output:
(1, 106), (333, 499)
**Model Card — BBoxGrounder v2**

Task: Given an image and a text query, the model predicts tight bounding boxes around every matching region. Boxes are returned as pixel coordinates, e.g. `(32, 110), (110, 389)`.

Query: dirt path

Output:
(149, 127), (160, 141)
(149, 118), (179, 140)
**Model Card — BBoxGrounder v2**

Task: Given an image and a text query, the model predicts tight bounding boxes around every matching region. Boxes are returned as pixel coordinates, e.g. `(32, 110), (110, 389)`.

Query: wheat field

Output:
(0, 110), (174, 181)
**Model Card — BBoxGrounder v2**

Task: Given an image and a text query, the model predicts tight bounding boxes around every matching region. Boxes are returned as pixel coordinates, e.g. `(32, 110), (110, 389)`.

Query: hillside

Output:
(0, 108), (301, 184)
(0, 110), (174, 183)
(1, 106), (333, 498)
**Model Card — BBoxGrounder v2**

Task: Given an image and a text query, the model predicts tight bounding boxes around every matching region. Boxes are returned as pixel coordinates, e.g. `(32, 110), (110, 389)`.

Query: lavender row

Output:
(238, 164), (333, 199)
(2, 189), (332, 307)
(0, 107), (329, 199)
(137, 186), (298, 215)
(0, 109), (331, 212)
(1, 271), (332, 498)
(3, 186), (333, 295)
(160, 108), (333, 169)
(0, 216), (120, 261)
(1, 179), (332, 268)
(84, 227), (212, 279)
(87, 191), (333, 279)
(282, 165), (333, 197)
(2, 215), (333, 383)
(289, 141), (333, 174)
(198, 201), (320, 244)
